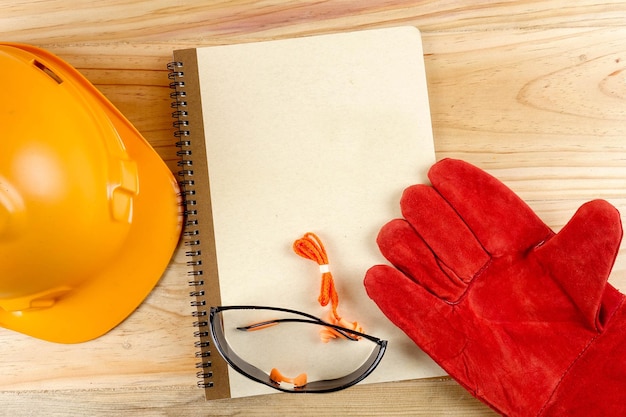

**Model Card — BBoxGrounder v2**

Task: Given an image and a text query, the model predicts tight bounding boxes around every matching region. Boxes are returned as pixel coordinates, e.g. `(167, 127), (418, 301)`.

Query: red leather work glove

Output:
(364, 158), (625, 416)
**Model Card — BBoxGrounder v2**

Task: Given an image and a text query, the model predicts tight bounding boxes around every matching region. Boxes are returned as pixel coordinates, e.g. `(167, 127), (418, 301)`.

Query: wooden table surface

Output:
(2, 1), (625, 416)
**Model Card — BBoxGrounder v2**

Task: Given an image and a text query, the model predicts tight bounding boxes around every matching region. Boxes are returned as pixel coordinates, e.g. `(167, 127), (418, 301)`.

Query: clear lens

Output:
(215, 307), (378, 385)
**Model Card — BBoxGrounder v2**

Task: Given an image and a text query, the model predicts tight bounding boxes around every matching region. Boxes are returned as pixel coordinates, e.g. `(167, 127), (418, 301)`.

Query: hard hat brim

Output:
(0, 44), (183, 343)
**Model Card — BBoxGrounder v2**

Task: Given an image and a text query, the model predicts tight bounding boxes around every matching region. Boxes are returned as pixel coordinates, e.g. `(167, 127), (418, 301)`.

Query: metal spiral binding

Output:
(168, 61), (213, 389)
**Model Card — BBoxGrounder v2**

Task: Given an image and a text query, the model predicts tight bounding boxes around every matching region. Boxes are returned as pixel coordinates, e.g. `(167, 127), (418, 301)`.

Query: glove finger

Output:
(399, 184), (491, 286)
(364, 264), (466, 363)
(377, 218), (471, 301)
(535, 199), (623, 331)
(428, 159), (552, 255)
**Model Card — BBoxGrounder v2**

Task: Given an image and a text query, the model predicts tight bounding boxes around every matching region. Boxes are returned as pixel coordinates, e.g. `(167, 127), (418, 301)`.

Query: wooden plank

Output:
(2, 1), (626, 44)
(0, 378), (497, 417)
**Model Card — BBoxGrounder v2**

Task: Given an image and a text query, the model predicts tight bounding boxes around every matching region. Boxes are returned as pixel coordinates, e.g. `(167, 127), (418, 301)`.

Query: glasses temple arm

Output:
(236, 317), (385, 343)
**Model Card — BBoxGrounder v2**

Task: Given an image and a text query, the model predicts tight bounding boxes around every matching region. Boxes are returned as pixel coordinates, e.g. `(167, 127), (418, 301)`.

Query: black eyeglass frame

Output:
(209, 305), (388, 393)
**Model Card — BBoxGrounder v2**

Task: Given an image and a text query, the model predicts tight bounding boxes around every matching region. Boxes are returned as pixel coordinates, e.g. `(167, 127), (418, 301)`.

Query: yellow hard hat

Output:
(0, 43), (182, 343)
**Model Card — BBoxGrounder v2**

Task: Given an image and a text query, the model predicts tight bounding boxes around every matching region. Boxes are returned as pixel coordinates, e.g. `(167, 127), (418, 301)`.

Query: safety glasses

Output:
(209, 305), (387, 393)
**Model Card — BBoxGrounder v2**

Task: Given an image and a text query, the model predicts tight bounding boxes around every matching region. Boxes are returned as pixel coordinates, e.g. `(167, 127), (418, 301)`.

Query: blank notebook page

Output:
(195, 26), (443, 397)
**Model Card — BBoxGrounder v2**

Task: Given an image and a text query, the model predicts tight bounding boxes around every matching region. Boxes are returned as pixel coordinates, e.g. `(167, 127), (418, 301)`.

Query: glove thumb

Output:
(535, 199), (623, 331)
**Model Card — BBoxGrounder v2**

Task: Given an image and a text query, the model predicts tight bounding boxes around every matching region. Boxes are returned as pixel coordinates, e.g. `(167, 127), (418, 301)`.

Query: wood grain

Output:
(0, 378), (496, 417)
(3, 1), (626, 44)
(1, 1), (625, 415)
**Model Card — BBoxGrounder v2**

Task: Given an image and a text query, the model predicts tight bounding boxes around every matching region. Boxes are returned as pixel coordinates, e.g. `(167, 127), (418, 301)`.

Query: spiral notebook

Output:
(169, 26), (442, 400)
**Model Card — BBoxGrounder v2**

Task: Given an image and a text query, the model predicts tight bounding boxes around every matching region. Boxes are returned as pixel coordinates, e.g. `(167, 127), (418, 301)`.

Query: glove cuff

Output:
(539, 295), (626, 416)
